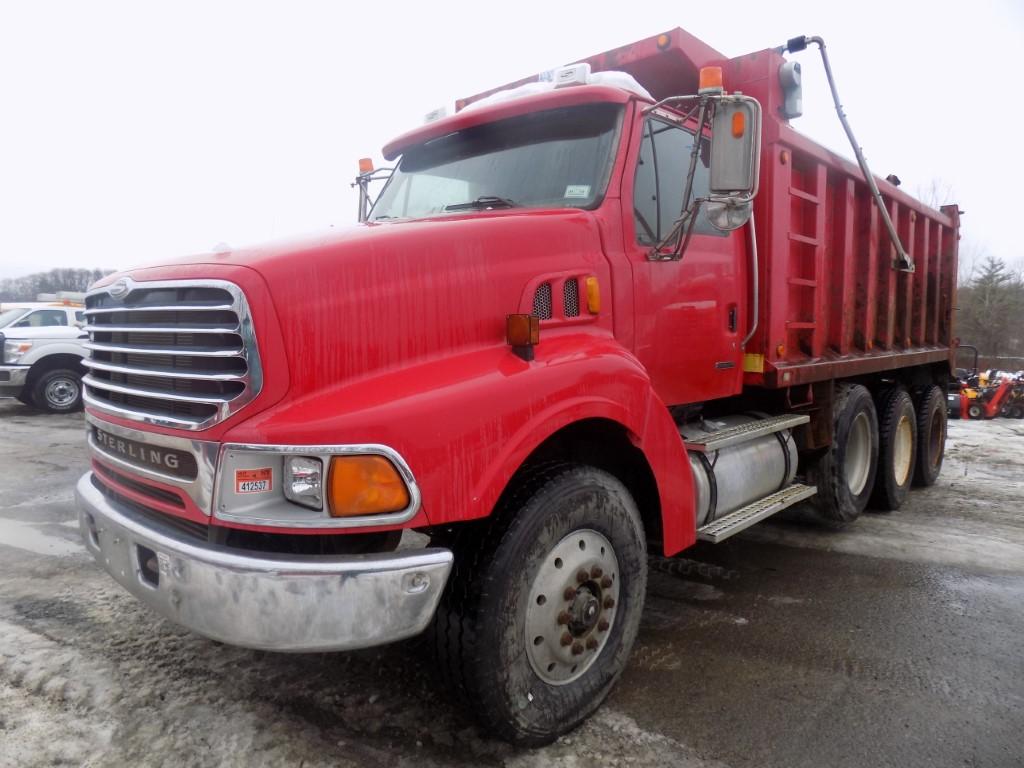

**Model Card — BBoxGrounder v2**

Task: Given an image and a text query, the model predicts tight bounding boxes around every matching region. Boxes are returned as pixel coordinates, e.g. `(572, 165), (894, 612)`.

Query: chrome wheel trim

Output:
(845, 411), (872, 496)
(893, 413), (913, 487)
(45, 376), (79, 408)
(525, 529), (620, 686)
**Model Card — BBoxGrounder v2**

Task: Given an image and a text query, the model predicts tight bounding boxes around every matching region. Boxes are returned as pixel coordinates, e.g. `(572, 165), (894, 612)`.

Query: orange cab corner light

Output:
(656, 32), (672, 51)
(585, 276), (601, 314)
(698, 66), (724, 94)
(327, 455), (410, 518)
(358, 157), (374, 174)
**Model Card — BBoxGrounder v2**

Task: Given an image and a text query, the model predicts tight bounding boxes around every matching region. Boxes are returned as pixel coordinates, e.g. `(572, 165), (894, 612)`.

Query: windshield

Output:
(371, 102), (622, 221)
(0, 308), (28, 328)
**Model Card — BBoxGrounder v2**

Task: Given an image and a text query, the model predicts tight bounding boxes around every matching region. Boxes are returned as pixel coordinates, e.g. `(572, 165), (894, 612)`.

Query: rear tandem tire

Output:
(911, 385), (947, 487)
(806, 383), (879, 525)
(869, 387), (917, 512)
(427, 464), (647, 746)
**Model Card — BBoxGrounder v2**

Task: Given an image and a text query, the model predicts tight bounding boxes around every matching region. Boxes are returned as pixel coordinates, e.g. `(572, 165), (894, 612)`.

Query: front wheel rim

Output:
(525, 529), (620, 686)
(45, 377), (79, 408)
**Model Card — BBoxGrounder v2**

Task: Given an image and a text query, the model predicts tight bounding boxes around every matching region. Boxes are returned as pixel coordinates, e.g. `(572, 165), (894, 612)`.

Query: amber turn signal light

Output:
(585, 276), (601, 314)
(327, 455), (409, 517)
(731, 110), (746, 138)
(506, 313), (540, 362)
(506, 313), (540, 345)
(358, 157), (374, 174)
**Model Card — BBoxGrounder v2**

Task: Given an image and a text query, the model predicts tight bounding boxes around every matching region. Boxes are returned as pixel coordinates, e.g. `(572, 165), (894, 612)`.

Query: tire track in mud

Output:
(0, 574), (710, 768)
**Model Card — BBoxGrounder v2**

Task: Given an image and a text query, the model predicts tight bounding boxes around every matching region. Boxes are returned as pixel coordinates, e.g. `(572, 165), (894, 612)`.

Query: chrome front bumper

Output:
(0, 365), (28, 397)
(76, 472), (453, 652)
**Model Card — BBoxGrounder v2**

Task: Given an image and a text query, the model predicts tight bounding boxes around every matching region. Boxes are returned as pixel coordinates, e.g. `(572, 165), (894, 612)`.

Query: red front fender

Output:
(230, 333), (696, 555)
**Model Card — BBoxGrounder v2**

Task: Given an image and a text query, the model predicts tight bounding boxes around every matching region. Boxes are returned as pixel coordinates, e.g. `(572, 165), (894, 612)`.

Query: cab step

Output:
(697, 483), (817, 543)
(683, 413), (810, 453)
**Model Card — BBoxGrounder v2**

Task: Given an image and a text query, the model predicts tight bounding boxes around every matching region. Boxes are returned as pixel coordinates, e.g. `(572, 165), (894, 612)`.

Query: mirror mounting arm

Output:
(649, 95), (714, 262)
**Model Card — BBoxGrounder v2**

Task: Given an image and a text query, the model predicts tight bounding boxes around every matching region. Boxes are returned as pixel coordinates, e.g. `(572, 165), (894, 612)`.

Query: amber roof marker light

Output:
(698, 66), (724, 95)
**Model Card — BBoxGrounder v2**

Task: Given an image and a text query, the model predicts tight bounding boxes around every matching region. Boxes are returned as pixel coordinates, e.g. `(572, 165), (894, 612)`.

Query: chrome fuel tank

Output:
(681, 415), (798, 528)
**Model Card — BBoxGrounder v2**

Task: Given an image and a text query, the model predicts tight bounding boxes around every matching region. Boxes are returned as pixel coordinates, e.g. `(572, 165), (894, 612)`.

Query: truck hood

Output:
(95, 209), (609, 406)
(0, 326), (85, 341)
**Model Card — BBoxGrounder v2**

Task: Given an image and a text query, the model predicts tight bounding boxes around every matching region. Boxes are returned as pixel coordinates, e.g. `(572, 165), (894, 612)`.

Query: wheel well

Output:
(513, 418), (663, 548)
(27, 354), (86, 389)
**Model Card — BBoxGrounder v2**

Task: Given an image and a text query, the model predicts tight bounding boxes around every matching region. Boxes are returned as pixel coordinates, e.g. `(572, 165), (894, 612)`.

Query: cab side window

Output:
(633, 117), (723, 243)
(14, 309), (68, 327)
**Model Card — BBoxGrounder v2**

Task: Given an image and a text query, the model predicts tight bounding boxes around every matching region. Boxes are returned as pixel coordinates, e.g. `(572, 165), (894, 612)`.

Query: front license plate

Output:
(235, 468), (273, 494)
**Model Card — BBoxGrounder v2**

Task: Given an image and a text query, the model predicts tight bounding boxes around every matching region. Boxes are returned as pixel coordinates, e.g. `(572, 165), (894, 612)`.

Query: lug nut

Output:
(571, 642), (584, 655)
(603, 596), (615, 609)
(576, 569), (589, 584)
(563, 587), (577, 601)
(600, 576), (613, 589)
(560, 632), (573, 647)
(586, 637), (598, 650)
(598, 619), (610, 632)
(590, 566), (603, 579)
(557, 611), (571, 626)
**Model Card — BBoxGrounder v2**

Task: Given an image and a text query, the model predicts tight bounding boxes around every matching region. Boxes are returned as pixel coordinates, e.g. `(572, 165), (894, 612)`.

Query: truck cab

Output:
(0, 302), (88, 412)
(75, 27), (957, 745)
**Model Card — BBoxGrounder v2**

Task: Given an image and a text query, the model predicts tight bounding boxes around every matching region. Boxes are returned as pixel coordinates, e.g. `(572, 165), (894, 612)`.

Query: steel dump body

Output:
(461, 28), (959, 391)
(748, 121), (958, 388)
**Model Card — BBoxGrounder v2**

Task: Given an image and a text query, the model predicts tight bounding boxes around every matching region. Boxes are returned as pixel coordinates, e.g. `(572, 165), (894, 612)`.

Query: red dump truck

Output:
(77, 28), (958, 744)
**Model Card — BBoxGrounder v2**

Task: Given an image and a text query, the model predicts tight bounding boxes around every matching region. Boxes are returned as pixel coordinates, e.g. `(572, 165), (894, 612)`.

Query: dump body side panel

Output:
(727, 49), (959, 388)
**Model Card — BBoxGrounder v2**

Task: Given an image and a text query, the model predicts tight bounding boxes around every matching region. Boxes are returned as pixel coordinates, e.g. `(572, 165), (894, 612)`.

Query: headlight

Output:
(283, 456), (324, 510)
(216, 446), (418, 528)
(3, 339), (32, 364)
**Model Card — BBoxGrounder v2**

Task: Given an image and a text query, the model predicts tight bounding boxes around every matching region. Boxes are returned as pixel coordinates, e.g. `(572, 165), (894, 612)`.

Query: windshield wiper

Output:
(444, 196), (518, 212)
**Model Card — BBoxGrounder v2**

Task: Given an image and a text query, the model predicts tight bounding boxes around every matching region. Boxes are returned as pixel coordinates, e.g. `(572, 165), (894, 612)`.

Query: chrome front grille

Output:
(83, 278), (262, 430)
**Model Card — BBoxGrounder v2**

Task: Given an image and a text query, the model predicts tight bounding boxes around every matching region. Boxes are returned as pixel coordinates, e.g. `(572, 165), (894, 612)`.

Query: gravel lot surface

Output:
(1, 401), (1022, 767)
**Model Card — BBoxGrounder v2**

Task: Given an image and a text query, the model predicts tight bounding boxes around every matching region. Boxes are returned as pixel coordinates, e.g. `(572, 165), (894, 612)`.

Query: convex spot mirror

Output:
(709, 96), (762, 225)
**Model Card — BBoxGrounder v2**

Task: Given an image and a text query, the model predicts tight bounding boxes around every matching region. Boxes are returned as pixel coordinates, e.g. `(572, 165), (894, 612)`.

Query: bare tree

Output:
(0, 268), (113, 301)
(957, 256), (1024, 359)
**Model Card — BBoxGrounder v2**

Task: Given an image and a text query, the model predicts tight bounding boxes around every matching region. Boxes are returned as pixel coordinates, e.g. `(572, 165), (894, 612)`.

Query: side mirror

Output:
(709, 96), (762, 199)
(705, 97), (762, 232)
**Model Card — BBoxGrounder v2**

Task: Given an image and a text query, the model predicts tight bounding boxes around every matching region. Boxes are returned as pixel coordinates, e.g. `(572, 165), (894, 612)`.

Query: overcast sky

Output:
(1, 0), (1021, 281)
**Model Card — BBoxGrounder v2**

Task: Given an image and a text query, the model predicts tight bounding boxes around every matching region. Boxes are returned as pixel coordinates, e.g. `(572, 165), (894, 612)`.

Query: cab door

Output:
(621, 110), (745, 406)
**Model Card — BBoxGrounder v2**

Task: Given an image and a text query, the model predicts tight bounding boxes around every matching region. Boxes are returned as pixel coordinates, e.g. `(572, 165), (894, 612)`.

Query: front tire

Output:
(429, 465), (647, 746)
(31, 368), (83, 413)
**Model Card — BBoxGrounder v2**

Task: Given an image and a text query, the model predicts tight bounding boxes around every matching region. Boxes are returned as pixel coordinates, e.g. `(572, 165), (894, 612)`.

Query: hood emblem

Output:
(108, 278), (132, 300)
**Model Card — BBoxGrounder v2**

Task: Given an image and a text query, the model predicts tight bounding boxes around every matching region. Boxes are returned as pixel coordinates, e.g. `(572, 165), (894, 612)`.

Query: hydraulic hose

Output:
(782, 36), (914, 272)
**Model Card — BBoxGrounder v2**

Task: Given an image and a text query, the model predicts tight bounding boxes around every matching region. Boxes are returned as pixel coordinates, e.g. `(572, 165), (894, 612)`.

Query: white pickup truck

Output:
(0, 302), (88, 412)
